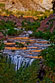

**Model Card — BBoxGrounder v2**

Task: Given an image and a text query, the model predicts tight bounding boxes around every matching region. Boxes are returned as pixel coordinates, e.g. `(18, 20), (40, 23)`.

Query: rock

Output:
(27, 31), (33, 34)
(0, 0), (52, 11)
(0, 32), (4, 40)
(38, 14), (55, 32)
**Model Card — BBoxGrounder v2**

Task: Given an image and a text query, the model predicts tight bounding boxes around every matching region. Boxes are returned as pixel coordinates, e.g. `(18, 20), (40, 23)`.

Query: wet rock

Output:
(3, 32), (50, 70)
(27, 31), (33, 34)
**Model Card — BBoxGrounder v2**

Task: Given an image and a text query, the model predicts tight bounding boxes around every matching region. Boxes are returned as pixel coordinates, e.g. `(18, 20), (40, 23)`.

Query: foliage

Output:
(8, 28), (17, 36)
(0, 54), (40, 83)
(0, 20), (15, 30)
(39, 46), (55, 70)
(42, 77), (53, 83)
(0, 52), (55, 83)
(16, 10), (52, 17)
(29, 30), (55, 44)
(0, 54), (18, 83)
(0, 20), (22, 36)
(29, 31), (52, 40)
(50, 35), (55, 43)
(22, 20), (40, 31)
(38, 44), (55, 82)
(0, 40), (4, 50)
(0, 11), (55, 83)
(15, 42), (25, 48)
(26, 41), (30, 45)
(15, 59), (40, 83)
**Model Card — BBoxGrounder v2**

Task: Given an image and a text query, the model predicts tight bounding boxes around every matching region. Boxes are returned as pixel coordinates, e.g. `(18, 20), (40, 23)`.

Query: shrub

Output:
(0, 40), (4, 50)
(50, 35), (55, 43)
(8, 28), (17, 36)
(29, 31), (53, 40)
(22, 20), (40, 31)
(15, 42), (25, 48)
(39, 46), (55, 70)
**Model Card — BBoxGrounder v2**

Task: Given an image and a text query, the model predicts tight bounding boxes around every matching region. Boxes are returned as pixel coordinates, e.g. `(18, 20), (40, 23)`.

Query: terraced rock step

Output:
(29, 50), (42, 53)
(3, 34), (50, 70)
(4, 37), (50, 57)
(19, 55), (42, 59)
(5, 47), (27, 50)
(8, 37), (29, 40)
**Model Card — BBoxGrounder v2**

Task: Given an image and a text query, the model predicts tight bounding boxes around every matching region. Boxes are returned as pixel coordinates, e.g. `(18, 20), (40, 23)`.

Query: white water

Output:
(3, 31), (50, 70)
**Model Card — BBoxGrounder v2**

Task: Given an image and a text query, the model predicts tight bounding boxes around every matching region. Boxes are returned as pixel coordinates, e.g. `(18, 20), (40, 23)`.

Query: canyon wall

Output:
(0, 0), (53, 11)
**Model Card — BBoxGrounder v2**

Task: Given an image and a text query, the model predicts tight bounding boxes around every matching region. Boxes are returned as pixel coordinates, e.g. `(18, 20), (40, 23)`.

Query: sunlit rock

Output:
(0, 0), (53, 11)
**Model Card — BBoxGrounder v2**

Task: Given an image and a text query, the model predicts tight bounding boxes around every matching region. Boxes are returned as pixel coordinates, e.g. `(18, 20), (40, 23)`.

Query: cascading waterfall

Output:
(5, 52), (34, 70)
(3, 31), (50, 70)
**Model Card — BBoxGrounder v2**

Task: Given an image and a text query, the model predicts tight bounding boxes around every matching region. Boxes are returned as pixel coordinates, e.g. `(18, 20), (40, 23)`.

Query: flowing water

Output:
(3, 31), (50, 70)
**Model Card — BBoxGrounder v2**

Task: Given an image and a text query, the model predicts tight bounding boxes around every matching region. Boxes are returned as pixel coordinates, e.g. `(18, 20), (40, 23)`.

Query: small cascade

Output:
(3, 31), (50, 70)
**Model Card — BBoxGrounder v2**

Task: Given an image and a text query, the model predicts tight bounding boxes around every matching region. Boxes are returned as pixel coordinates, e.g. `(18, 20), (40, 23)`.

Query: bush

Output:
(8, 28), (17, 36)
(0, 54), (17, 83)
(29, 31), (53, 40)
(0, 20), (15, 30)
(50, 35), (55, 43)
(0, 20), (20, 36)
(39, 46), (55, 70)
(15, 42), (25, 48)
(22, 20), (40, 31)
(0, 40), (4, 50)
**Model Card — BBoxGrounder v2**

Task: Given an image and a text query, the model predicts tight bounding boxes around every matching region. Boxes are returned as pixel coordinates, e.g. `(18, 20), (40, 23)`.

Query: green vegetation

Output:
(0, 20), (15, 29)
(0, 7), (53, 18)
(0, 10), (55, 83)
(16, 10), (53, 17)
(38, 45), (55, 82)
(22, 20), (40, 31)
(0, 54), (17, 83)
(16, 44), (55, 83)
(0, 20), (23, 36)
(39, 45), (55, 70)
(0, 20), (15, 30)
(0, 52), (54, 83)
(15, 42), (25, 48)
(0, 20), (16, 36)
(16, 60), (40, 83)
(26, 41), (31, 45)
(0, 45), (55, 83)
(0, 40), (4, 51)
(29, 31), (51, 39)
(29, 30), (55, 42)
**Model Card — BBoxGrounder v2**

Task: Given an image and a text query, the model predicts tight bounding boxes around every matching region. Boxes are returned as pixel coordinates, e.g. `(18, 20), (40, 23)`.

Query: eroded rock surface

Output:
(0, 0), (52, 11)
